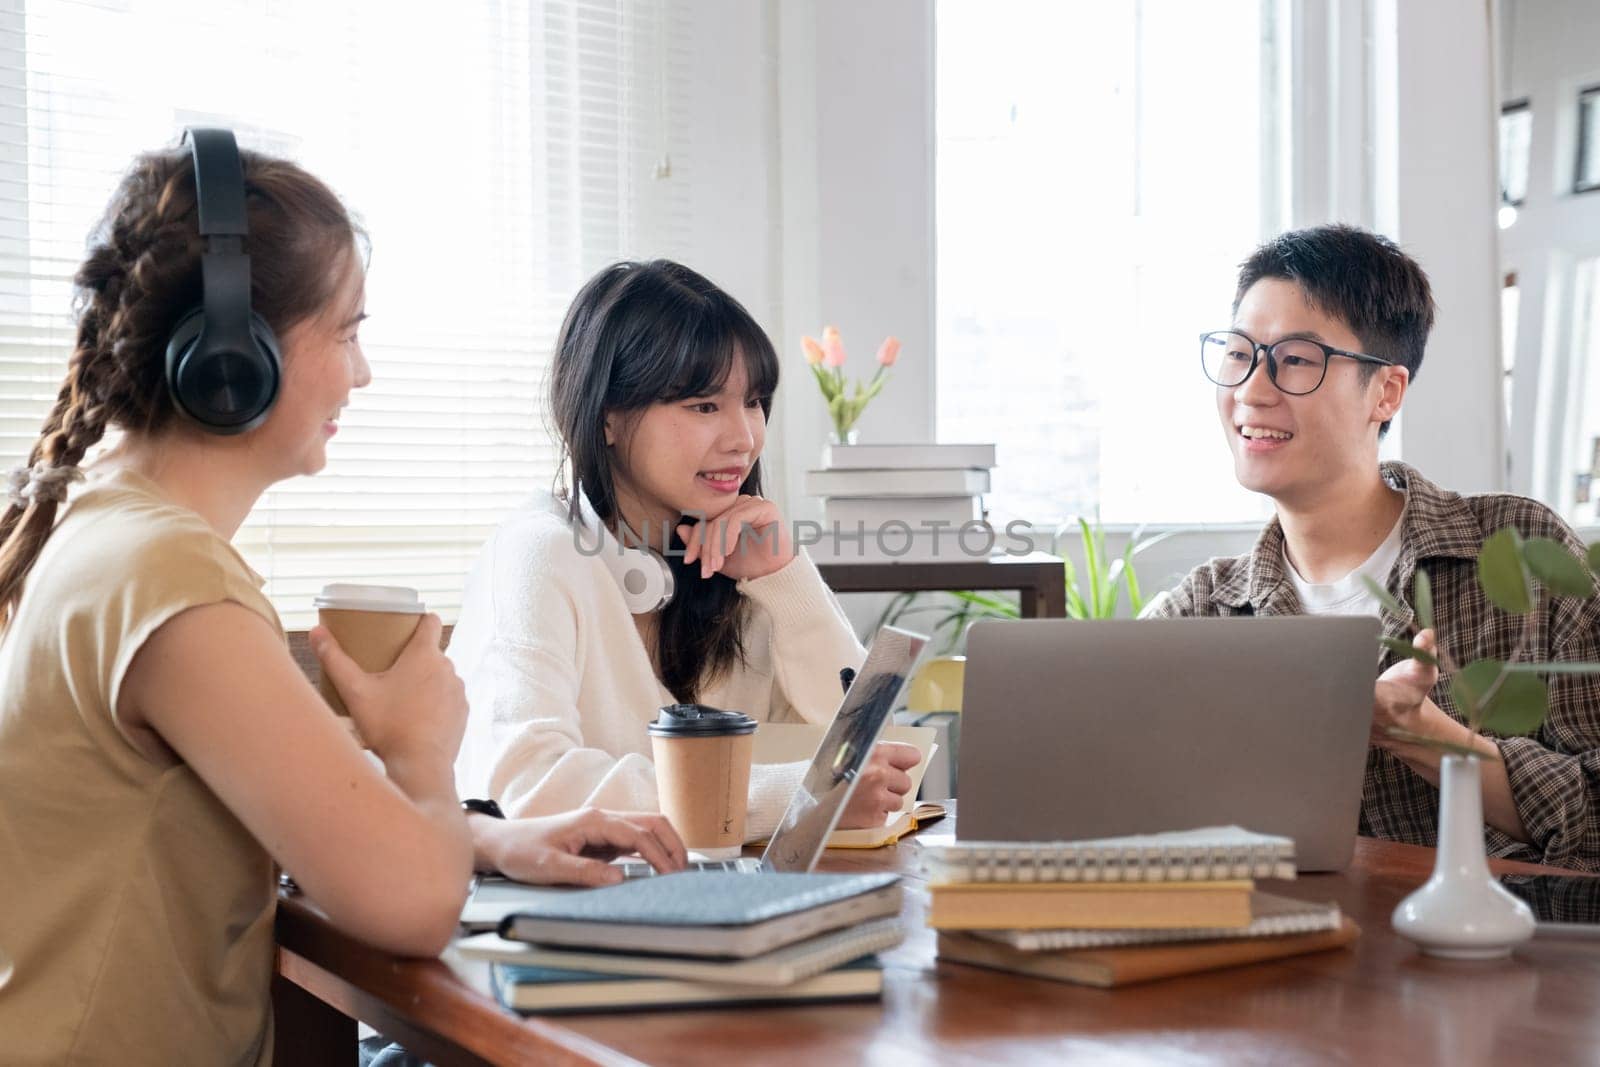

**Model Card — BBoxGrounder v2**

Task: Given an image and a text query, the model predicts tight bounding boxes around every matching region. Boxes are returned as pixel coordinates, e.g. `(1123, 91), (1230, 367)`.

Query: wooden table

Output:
(815, 552), (1067, 619)
(272, 819), (1600, 1066)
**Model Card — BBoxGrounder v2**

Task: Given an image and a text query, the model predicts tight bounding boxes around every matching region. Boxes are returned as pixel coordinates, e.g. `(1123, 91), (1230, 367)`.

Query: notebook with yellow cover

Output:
(927, 879), (1256, 930)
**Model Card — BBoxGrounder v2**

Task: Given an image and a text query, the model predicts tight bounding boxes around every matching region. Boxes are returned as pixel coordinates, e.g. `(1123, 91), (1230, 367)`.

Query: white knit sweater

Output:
(449, 492), (867, 840)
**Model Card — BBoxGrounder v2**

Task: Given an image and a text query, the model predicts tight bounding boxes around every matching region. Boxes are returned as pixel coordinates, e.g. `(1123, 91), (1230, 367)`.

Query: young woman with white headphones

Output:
(449, 259), (921, 839)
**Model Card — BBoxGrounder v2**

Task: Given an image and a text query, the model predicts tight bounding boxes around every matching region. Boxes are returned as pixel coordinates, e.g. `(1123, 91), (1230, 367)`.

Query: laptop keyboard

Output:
(618, 857), (762, 879)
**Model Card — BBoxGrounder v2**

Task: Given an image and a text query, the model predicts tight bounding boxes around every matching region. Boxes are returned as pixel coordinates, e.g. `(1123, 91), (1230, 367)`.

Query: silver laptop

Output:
(615, 623), (928, 877)
(463, 625), (926, 924)
(959, 617), (1377, 871)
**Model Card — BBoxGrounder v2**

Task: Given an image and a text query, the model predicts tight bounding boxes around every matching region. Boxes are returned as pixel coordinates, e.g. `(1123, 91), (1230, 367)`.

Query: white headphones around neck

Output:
(574, 490), (676, 614)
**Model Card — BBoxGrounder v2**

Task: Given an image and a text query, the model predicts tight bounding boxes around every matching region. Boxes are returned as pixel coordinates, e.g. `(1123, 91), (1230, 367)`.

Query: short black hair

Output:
(1234, 224), (1435, 436)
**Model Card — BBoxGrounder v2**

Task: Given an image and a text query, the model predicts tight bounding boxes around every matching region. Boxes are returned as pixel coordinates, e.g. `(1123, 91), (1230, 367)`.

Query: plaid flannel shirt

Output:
(1145, 461), (1600, 872)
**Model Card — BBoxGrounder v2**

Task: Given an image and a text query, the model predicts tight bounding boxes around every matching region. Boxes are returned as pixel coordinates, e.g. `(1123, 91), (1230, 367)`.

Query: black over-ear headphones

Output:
(165, 128), (282, 434)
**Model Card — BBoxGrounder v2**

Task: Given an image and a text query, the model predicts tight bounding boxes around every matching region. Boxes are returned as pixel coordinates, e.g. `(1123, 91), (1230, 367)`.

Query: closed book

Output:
(804, 467), (991, 498)
(936, 917), (1360, 988)
(824, 495), (983, 529)
(491, 956), (885, 1013)
(459, 916), (904, 987)
(971, 892), (1341, 950)
(497, 871), (901, 958)
(927, 879), (1255, 930)
(827, 802), (947, 849)
(822, 442), (996, 470)
(919, 826), (1296, 886)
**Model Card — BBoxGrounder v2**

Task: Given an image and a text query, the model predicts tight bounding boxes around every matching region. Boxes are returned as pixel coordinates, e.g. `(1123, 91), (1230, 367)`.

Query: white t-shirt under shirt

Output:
(1283, 512), (1406, 616)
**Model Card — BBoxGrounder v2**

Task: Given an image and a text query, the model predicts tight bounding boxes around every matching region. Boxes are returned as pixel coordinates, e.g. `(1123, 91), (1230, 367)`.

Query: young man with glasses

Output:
(1145, 224), (1600, 872)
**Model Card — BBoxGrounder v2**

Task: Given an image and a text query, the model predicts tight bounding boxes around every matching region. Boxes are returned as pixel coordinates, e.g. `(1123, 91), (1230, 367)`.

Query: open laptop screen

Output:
(760, 625), (927, 872)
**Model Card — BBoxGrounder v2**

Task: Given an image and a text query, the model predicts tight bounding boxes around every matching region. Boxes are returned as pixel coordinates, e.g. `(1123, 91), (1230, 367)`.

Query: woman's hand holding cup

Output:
(311, 612), (467, 769)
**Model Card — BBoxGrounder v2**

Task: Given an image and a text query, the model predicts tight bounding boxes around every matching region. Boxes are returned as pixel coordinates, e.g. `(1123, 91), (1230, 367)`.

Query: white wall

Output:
(679, 0), (937, 525)
(1371, 0), (1504, 495)
(772, 0), (937, 528)
(1496, 0), (1600, 503)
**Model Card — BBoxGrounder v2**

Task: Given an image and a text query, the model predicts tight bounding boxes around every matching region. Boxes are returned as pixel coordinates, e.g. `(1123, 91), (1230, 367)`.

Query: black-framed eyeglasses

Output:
(1200, 330), (1393, 396)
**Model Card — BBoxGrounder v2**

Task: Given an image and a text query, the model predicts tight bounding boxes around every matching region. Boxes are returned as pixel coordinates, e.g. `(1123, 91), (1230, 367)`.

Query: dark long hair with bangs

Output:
(549, 259), (780, 702)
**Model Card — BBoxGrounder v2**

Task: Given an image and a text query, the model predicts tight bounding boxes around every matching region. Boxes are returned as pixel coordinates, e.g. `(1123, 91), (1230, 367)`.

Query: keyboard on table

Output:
(616, 856), (764, 879)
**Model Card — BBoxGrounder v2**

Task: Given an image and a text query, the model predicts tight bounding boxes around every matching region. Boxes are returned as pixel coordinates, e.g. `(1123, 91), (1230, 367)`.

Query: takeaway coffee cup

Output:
(313, 583), (426, 716)
(649, 703), (758, 860)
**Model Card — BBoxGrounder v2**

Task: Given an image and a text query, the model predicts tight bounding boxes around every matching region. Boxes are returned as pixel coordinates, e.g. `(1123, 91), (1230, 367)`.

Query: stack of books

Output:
(922, 827), (1359, 988)
(804, 442), (997, 562)
(455, 871), (905, 1012)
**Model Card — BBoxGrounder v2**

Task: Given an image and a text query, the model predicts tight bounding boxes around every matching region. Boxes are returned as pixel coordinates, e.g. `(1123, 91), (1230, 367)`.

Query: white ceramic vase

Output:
(1391, 754), (1536, 959)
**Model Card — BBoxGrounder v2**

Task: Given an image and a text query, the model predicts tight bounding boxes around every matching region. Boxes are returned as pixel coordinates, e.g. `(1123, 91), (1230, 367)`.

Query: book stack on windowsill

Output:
(922, 827), (1359, 988)
(805, 442), (997, 563)
(455, 871), (905, 1013)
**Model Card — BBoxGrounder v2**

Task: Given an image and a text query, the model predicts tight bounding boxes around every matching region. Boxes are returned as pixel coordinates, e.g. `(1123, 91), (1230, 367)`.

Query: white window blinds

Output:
(0, 0), (688, 627)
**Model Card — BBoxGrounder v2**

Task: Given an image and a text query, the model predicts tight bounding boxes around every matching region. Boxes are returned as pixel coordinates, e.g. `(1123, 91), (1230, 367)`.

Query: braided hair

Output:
(0, 142), (360, 626)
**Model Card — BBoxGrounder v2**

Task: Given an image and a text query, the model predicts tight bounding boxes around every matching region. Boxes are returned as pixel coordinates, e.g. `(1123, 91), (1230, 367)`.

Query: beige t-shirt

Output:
(0, 469), (282, 1066)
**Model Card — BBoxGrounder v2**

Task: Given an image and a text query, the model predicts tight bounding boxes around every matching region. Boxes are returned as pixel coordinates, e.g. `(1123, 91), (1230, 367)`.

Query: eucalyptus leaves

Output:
(1364, 528), (1600, 755)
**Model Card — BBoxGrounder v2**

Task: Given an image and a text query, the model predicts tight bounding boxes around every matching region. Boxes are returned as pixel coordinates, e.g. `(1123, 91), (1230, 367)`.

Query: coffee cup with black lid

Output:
(648, 703), (758, 860)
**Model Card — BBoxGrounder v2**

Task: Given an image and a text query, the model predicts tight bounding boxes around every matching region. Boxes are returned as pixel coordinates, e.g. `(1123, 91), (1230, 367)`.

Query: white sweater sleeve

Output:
(737, 550), (867, 840)
(458, 518), (658, 820)
(476, 631), (658, 819)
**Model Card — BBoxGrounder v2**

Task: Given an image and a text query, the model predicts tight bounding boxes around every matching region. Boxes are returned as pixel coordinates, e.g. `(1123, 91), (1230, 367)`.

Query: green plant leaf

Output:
(1589, 542), (1600, 575)
(1360, 576), (1405, 618)
(1450, 659), (1549, 736)
(948, 589), (1020, 617)
(874, 591), (923, 631)
(1502, 662), (1600, 674)
(1125, 543), (1146, 617)
(1379, 636), (1439, 667)
(1413, 570), (1433, 631)
(1478, 528), (1533, 614)
(1479, 671), (1548, 736)
(1450, 659), (1504, 728)
(1382, 727), (1496, 760)
(1079, 519), (1103, 621)
(1522, 537), (1597, 598)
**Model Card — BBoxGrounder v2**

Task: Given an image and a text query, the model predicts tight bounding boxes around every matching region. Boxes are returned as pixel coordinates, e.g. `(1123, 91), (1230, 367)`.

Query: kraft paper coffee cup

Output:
(649, 704), (758, 860)
(313, 583), (426, 716)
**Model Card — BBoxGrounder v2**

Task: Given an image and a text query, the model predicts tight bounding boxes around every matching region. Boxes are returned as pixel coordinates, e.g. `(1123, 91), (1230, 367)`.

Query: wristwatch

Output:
(461, 798), (506, 819)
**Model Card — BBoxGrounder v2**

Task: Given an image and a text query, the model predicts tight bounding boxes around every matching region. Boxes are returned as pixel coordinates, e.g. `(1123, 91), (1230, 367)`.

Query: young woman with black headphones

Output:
(450, 259), (921, 839)
(0, 134), (682, 1065)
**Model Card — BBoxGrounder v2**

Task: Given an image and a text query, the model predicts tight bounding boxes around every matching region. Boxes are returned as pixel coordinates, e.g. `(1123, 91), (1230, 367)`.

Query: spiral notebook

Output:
(970, 891), (1340, 951)
(920, 826), (1296, 885)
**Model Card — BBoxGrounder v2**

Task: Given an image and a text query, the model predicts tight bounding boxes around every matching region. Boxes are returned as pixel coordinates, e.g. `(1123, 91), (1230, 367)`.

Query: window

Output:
(1499, 100), (1531, 209)
(935, 0), (1285, 525)
(1561, 257), (1600, 525)
(0, 0), (688, 626)
(1502, 271), (1520, 428)
(1578, 86), (1600, 195)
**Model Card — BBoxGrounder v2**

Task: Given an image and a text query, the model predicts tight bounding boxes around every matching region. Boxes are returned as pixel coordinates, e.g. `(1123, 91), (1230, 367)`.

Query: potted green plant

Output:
(876, 520), (1167, 654)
